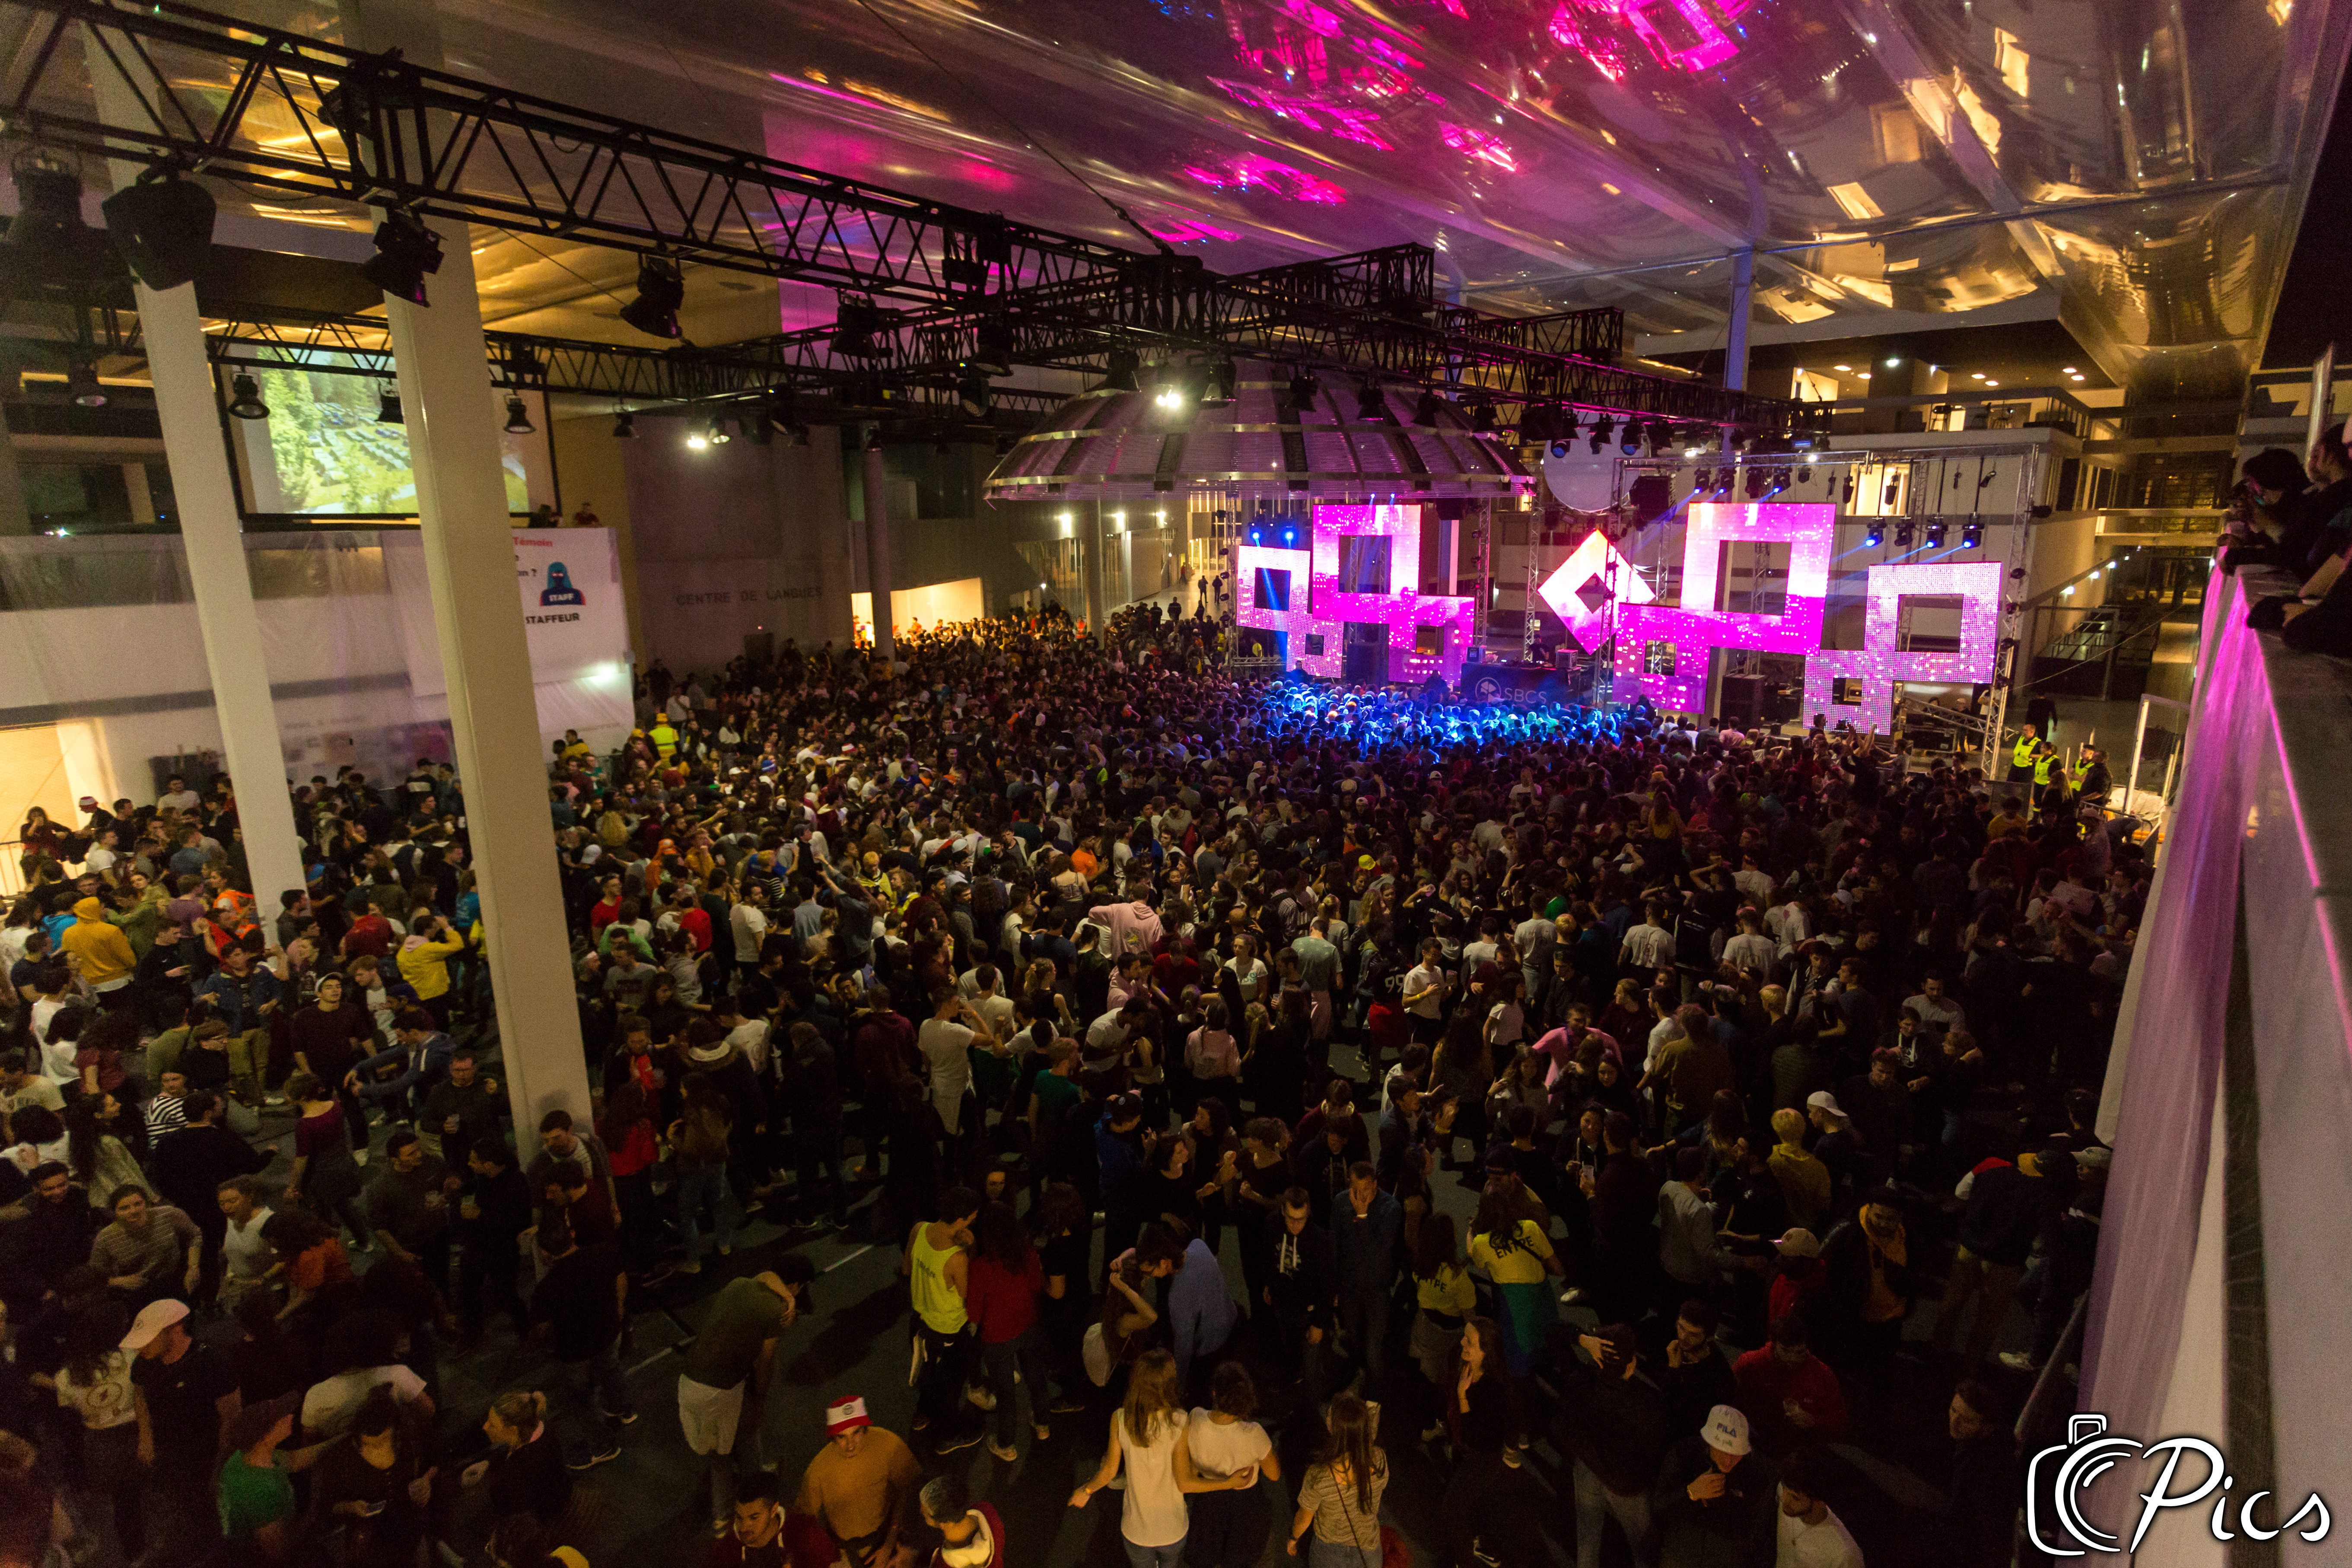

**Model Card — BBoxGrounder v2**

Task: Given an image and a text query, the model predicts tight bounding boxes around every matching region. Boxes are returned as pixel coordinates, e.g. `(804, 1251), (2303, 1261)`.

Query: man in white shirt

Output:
(1402, 938), (1448, 1045)
(917, 986), (999, 1138)
(1774, 1454), (1864, 1568)
(157, 775), (201, 814)
(1734, 853), (1776, 910)
(216, 1175), (276, 1311)
(730, 889), (770, 965)
(1723, 908), (1779, 983)
(1620, 902), (1677, 974)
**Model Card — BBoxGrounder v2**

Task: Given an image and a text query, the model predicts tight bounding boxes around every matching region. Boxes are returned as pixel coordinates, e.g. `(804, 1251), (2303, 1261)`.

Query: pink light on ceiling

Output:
(1181, 154), (1347, 204)
(1545, 4), (1630, 80)
(1209, 80), (1394, 150)
(1801, 562), (2003, 733)
(1613, 503), (1835, 713)
(1537, 528), (1655, 652)
(1441, 124), (1519, 173)
(1547, 0), (1746, 75)
(1143, 216), (1246, 244)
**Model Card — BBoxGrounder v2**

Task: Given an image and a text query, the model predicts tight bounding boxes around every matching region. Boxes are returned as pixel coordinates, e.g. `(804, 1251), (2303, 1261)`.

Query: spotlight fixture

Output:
(1796, 465), (1812, 484)
(1644, 420), (1670, 456)
(1693, 467), (1712, 490)
(1550, 440), (1572, 461)
(864, 425), (885, 453)
(1925, 519), (1948, 548)
(618, 254), (685, 339)
(971, 318), (1015, 378)
(1101, 346), (1142, 393)
(6, 152), (121, 282)
(1556, 409), (1579, 441)
(1744, 467), (1768, 500)
(226, 372), (269, 420)
(361, 208), (443, 305)
(64, 359), (105, 408)
(377, 387), (403, 425)
(958, 368), (993, 418)
(1469, 402), (1496, 434)
(1519, 404), (1556, 445)
(1841, 476), (1855, 505)
(1356, 378), (1389, 421)
(687, 426), (709, 451)
(1714, 469), (1735, 499)
(708, 417), (732, 445)
(1413, 390), (1444, 427)
(1883, 476), (1900, 507)
(101, 169), (217, 291)
(1286, 367), (1321, 410)
(830, 296), (888, 359)
(1588, 415), (1614, 455)
(1865, 519), (1885, 547)
(1154, 369), (1190, 411)
(612, 410), (636, 439)
(1894, 521), (1915, 547)
(1619, 420), (1643, 456)
(1200, 357), (1237, 409)
(503, 395), (535, 435)
(1962, 519), (1984, 549)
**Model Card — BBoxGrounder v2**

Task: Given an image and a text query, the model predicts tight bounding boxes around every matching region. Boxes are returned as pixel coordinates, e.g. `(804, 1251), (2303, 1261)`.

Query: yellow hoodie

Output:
(61, 897), (136, 987)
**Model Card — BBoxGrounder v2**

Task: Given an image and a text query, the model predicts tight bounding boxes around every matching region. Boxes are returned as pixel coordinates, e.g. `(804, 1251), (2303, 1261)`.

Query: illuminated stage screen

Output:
(1240, 501), (1999, 735)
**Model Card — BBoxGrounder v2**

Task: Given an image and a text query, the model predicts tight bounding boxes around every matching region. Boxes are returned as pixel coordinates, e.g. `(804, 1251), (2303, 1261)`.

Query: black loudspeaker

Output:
(1716, 675), (1768, 728)
(1629, 474), (1673, 522)
(1435, 499), (1469, 521)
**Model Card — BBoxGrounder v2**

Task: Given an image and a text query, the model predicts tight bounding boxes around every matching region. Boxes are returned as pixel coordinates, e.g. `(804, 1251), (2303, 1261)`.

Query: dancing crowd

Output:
(0, 593), (2140, 1568)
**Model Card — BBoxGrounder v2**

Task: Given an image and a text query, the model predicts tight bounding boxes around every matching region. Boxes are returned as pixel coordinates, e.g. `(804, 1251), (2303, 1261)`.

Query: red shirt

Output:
(598, 1117), (659, 1178)
(678, 907), (714, 953)
(701, 1511), (837, 1568)
(964, 1251), (1043, 1344)
(1732, 1344), (1849, 1452)
(342, 914), (393, 961)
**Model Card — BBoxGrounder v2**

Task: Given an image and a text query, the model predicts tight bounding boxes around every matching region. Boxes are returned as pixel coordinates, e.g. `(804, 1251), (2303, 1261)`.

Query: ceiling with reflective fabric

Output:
(9, 0), (2350, 399)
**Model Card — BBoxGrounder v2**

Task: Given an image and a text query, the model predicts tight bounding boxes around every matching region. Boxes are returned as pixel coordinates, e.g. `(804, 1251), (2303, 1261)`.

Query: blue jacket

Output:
(351, 1030), (456, 1101)
(1164, 1237), (1238, 1383)
(1332, 1188), (1404, 1291)
(194, 967), (284, 1034)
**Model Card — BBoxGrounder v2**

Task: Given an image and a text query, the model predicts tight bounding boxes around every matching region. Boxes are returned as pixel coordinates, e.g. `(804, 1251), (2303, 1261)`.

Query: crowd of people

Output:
(0, 590), (2142, 1568)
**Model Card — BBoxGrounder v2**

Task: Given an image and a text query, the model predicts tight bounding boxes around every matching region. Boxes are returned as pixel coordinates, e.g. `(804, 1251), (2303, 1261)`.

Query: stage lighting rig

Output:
(618, 255), (686, 339)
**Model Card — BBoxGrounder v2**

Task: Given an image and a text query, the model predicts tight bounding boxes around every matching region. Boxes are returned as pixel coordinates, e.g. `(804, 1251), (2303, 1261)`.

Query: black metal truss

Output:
(0, 0), (1790, 429)
(187, 312), (1072, 422)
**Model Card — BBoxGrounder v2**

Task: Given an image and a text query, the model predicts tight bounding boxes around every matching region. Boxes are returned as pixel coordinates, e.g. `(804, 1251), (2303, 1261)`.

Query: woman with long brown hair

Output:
(1286, 1391), (1387, 1565)
(1068, 1346), (1252, 1568)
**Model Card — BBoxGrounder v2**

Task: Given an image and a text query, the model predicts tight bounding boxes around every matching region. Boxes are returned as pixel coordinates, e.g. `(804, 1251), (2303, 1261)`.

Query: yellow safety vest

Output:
(2033, 753), (2055, 786)
(2012, 735), (2037, 770)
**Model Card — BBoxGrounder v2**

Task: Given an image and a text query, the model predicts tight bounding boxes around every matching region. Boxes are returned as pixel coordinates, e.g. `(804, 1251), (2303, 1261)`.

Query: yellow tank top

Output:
(910, 1225), (968, 1334)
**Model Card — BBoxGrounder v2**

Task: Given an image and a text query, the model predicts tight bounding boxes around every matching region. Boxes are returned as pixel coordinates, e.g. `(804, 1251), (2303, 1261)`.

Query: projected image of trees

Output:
(252, 366), (530, 515)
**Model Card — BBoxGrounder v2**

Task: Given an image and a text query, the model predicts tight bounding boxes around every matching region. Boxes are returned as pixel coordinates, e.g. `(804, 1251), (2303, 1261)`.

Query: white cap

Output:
(121, 1298), (188, 1351)
(1805, 1090), (1846, 1120)
(1702, 1404), (1752, 1456)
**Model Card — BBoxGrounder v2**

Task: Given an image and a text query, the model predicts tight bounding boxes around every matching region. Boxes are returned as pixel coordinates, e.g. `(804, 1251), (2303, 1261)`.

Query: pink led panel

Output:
(1537, 528), (1655, 652)
(1233, 543), (1338, 675)
(1614, 503), (1835, 713)
(1801, 561), (2003, 733)
(1309, 504), (1477, 683)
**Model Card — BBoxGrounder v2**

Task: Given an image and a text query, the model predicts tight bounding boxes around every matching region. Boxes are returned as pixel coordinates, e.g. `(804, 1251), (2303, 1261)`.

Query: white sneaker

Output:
(966, 1384), (998, 1411)
(1997, 1351), (2039, 1372)
(353, 1149), (370, 1165)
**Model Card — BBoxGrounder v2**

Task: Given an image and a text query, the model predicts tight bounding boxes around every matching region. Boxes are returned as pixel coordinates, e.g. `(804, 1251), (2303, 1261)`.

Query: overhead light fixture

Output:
(1744, 467), (1767, 499)
(377, 386), (403, 425)
(1865, 518), (1885, 547)
(612, 410), (635, 438)
(1894, 520), (1915, 547)
(1983, 380), (1999, 388)
(64, 359), (106, 408)
(971, 318), (1014, 378)
(958, 368), (992, 418)
(1200, 358), (1237, 408)
(687, 426), (709, 451)
(1961, 519), (1983, 548)
(226, 372), (269, 420)
(1884, 476), (1901, 507)
(1155, 368), (1190, 411)
(1469, 402), (1496, 434)
(1101, 346), (1141, 393)
(1588, 414), (1614, 455)
(1356, 378), (1389, 421)
(708, 417), (731, 445)
(1884, 357), (1901, 368)
(831, 296), (888, 359)
(1644, 420), (1671, 455)
(361, 208), (444, 305)
(864, 425), (884, 452)
(1286, 367), (1320, 410)
(1619, 420), (1643, 455)
(1834, 364), (1852, 372)
(1796, 465), (1812, 483)
(1841, 475), (1855, 505)
(1413, 390), (1443, 427)
(503, 395), (535, 434)
(101, 170), (217, 291)
(1925, 519), (1948, 547)
(618, 254), (685, 339)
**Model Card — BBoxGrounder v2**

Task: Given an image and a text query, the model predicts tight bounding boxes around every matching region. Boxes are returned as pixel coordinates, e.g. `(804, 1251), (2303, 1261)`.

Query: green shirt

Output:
(218, 1450), (295, 1540)
(681, 1277), (792, 1390)
(1031, 1070), (1082, 1129)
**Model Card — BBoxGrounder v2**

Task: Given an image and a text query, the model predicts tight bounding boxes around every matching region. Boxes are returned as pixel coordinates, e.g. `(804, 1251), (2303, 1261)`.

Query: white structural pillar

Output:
(862, 432), (895, 660)
(381, 218), (588, 1129)
(1724, 248), (1755, 393)
(1084, 501), (1107, 639)
(88, 50), (307, 936)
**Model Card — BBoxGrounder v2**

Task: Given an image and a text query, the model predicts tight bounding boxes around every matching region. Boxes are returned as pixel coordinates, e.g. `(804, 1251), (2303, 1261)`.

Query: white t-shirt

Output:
(301, 1364), (429, 1438)
(1776, 1504), (1864, 1568)
(1404, 964), (1445, 1019)
(1114, 1406), (1191, 1548)
(223, 1205), (276, 1282)
(159, 789), (201, 814)
(917, 1017), (975, 1134)
(54, 1349), (137, 1431)
(1185, 1410), (1271, 1482)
